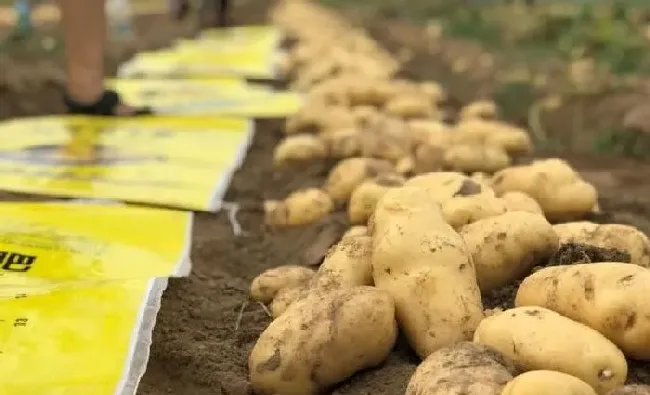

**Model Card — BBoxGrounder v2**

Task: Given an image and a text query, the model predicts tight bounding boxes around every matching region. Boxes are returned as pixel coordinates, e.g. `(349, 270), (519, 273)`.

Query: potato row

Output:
(248, 2), (650, 395)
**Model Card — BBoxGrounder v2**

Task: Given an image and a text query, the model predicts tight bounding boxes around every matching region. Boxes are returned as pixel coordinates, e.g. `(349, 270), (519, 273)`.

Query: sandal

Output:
(63, 89), (153, 116)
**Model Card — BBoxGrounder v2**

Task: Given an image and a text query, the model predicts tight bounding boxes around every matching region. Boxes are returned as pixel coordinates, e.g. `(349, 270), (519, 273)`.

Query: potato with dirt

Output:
(324, 157), (394, 203)
(250, 265), (315, 304)
(444, 144), (511, 173)
(608, 385), (650, 395)
(474, 306), (627, 394)
(265, 188), (333, 227)
(491, 158), (598, 222)
(442, 193), (508, 230)
(348, 174), (405, 225)
(501, 370), (597, 395)
(273, 134), (328, 166)
(516, 263), (650, 360)
(501, 191), (543, 215)
(249, 286), (397, 395)
(405, 342), (516, 395)
(552, 222), (650, 268)
(460, 211), (559, 292)
(371, 186), (484, 358)
(405, 172), (493, 204)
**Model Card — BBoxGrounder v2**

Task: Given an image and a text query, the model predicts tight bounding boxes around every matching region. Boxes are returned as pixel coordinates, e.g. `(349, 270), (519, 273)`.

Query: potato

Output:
(502, 370), (597, 395)
(501, 191), (543, 215)
(459, 100), (498, 120)
(384, 94), (435, 119)
(273, 134), (328, 166)
(265, 188), (333, 227)
(348, 174), (406, 225)
(360, 117), (413, 162)
(342, 225), (368, 238)
(454, 119), (533, 155)
(324, 157), (394, 203)
(249, 286), (398, 395)
(492, 159), (598, 222)
(444, 144), (511, 173)
(442, 193), (508, 229)
(406, 342), (516, 395)
(407, 119), (452, 146)
(270, 285), (306, 318)
(552, 222), (650, 268)
(372, 186), (484, 358)
(516, 263), (650, 360)
(474, 306), (627, 394)
(320, 127), (362, 158)
(461, 211), (559, 292)
(413, 143), (446, 173)
(419, 81), (446, 103)
(405, 172), (493, 204)
(310, 233), (374, 292)
(250, 265), (315, 304)
(608, 385), (650, 395)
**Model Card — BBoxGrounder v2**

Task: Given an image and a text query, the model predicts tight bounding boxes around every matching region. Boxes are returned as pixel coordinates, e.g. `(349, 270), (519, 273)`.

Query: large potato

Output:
(553, 222), (650, 268)
(492, 159), (598, 222)
(474, 306), (627, 394)
(406, 342), (516, 395)
(249, 286), (398, 395)
(516, 263), (650, 360)
(502, 370), (597, 395)
(250, 265), (315, 304)
(372, 186), (484, 358)
(461, 211), (559, 292)
(324, 157), (394, 203)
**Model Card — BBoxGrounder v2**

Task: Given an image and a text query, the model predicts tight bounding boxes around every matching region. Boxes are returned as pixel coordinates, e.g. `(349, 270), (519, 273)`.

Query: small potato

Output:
(553, 222), (650, 268)
(444, 144), (511, 173)
(360, 117), (413, 162)
(492, 159), (598, 222)
(454, 119), (533, 155)
(310, 234), (374, 292)
(348, 174), (406, 225)
(608, 385), (650, 395)
(405, 172), (493, 204)
(324, 157), (394, 203)
(249, 286), (398, 395)
(502, 370), (597, 395)
(320, 127), (363, 158)
(419, 81), (447, 103)
(461, 211), (558, 292)
(413, 143), (446, 173)
(501, 191), (543, 215)
(250, 265), (315, 304)
(474, 306), (628, 394)
(442, 193), (508, 229)
(407, 119), (452, 146)
(270, 285), (306, 318)
(384, 94), (435, 119)
(265, 188), (333, 227)
(516, 263), (650, 360)
(406, 342), (516, 395)
(459, 100), (498, 120)
(273, 134), (328, 165)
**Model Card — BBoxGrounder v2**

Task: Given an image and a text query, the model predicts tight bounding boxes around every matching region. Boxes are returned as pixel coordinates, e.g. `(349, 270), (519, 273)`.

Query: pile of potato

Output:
(247, 1), (650, 395)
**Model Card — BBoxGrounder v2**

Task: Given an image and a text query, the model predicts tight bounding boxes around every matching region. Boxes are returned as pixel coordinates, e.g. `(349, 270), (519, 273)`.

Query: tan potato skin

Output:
(501, 192), (543, 215)
(608, 385), (650, 395)
(265, 188), (333, 227)
(516, 263), (650, 360)
(348, 175), (405, 225)
(442, 194), (508, 230)
(406, 342), (516, 395)
(460, 211), (559, 292)
(270, 285), (307, 318)
(250, 265), (315, 304)
(501, 370), (597, 395)
(324, 157), (394, 203)
(372, 186), (484, 358)
(474, 306), (627, 395)
(249, 286), (398, 395)
(443, 144), (511, 173)
(553, 222), (650, 268)
(405, 172), (493, 204)
(273, 134), (328, 165)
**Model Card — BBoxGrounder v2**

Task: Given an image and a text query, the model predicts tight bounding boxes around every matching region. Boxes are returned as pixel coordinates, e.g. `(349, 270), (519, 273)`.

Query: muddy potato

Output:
(249, 286), (398, 395)
(608, 385), (650, 395)
(265, 188), (333, 227)
(461, 211), (558, 292)
(405, 172), (493, 204)
(553, 222), (650, 268)
(502, 370), (597, 395)
(492, 159), (598, 222)
(324, 157), (394, 203)
(442, 193), (508, 230)
(250, 265), (315, 304)
(444, 144), (511, 173)
(406, 342), (516, 395)
(348, 174), (406, 225)
(501, 191), (543, 215)
(372, 186), (484, 358)
(273, 134), (328, 165)
(516, 263), (650, 360)
(474, 306), (627, 394)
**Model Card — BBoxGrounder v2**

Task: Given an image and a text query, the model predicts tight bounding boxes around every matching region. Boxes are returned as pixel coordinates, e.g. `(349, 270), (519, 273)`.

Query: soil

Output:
(2, 1), (650, 394)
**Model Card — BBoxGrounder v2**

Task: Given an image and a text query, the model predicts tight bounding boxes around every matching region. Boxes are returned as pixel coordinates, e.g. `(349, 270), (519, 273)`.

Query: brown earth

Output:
(1, 1), (650, 395)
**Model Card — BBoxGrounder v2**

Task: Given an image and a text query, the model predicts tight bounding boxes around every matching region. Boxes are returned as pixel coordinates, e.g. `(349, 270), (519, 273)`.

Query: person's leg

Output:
(56, 0), (149, 115)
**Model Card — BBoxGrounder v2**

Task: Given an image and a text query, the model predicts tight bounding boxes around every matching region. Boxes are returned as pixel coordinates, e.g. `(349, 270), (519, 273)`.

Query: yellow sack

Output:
(0, 202), (192, 286)
(0, 115), (253, 211)
(107, 78), (303, 117)
(0, 278), (167, 395)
